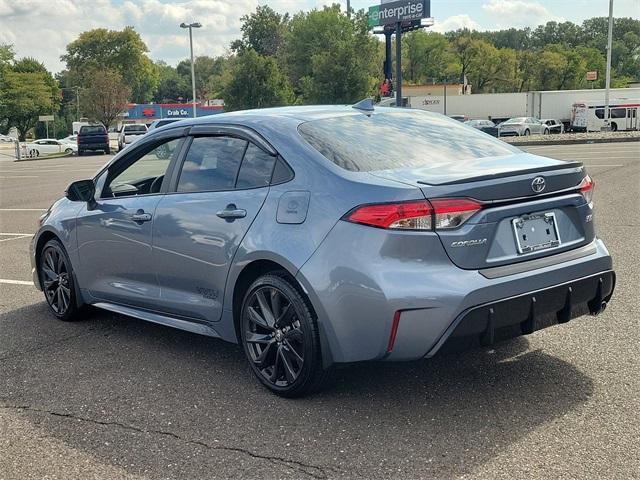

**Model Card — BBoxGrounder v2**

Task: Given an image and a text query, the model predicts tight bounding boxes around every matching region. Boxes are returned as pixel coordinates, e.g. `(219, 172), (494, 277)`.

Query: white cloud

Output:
(432, 14), (482, 33)
(0, 0), (310, 73)
(482, 0), (564, 29)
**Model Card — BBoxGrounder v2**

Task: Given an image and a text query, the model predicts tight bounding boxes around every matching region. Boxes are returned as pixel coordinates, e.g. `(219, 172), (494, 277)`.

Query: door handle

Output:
(131, 211), (152, 223)
(216, 204), (247, 220)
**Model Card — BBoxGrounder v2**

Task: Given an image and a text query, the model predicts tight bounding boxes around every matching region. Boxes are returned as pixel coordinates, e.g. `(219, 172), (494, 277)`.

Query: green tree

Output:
(282, 6), (379, 103)
(62, 27), (158, 103)
(403, 31), (457, 84)
(154, 61), (190, 103)
(0, 69), (56, 140)
(0, 43), (14, 66)
(222, 49), (294, 111)
(80, 69), (131, 129)
(233, 5), (289, 57)
(176, 55), (228, 101)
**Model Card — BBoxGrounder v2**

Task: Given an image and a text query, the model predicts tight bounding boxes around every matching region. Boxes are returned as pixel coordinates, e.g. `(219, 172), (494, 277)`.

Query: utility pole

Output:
(347, 0), (351, 18)
(181, 22), (202, 118)
(603, 0), (614, 130)
(395, 21), (402, 107)
(76, 86), (80, 121)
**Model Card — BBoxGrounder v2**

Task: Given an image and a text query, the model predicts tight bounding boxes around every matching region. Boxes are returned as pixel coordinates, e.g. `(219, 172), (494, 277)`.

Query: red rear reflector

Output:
(346, 200), (433, 230)
(387, 311), (401, 353)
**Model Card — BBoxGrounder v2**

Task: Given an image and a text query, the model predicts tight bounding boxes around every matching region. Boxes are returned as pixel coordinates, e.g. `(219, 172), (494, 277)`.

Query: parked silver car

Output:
(30, 105), (615, 397)
(498, 117), (545, 136)
(541, 119), (565, 134)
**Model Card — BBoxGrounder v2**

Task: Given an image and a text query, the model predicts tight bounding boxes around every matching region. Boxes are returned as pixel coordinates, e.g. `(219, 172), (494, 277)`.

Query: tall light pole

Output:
(180, 22), (202, 118)
(603, 0), (614, 130)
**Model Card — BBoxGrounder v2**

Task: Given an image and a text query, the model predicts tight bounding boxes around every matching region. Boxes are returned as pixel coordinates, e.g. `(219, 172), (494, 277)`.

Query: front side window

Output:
(102, 138), (182, 198)
(177, 136), (247, 193)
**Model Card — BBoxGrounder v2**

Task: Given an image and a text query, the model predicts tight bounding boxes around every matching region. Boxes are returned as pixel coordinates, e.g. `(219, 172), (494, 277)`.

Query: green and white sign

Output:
(368, 0), (429, 28)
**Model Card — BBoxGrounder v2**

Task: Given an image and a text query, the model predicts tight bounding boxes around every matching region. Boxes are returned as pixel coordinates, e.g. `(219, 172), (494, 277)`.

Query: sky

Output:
(0, 0), (638, 73)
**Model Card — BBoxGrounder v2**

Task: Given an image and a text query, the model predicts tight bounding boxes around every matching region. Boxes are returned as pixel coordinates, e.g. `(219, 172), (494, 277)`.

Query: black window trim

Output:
(95, 128), (190, 199)
(166, 125), (293, 195)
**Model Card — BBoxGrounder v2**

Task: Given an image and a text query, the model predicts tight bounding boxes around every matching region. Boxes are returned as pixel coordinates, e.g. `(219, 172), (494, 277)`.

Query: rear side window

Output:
(177, 137), (247, 193)
(611, 108), (626, 119)
(236, 144), (276, 189)
(298, 111), (518, 173)
(79, 126), (105, 134)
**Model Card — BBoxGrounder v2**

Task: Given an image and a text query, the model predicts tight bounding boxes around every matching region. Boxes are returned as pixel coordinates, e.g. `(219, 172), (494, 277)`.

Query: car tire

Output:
(240, 273), (329, 397)
(39, 239), (82, 321)
(610, 122), (618, 132)
(64, 148), (73, 154)
(105, 147), (111, 155)
(78, 150), (84, 156)
(523, 129), (530, 136)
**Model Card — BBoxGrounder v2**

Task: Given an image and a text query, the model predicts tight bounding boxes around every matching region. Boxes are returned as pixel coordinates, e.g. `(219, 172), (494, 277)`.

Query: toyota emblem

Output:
(531, 176), (546, 193)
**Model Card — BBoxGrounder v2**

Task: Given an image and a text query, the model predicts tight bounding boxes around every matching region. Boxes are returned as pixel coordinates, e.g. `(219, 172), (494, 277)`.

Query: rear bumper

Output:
(79, 143), (109, 151)
(297, 218), (615, 365)
(428, 269), (615, 357)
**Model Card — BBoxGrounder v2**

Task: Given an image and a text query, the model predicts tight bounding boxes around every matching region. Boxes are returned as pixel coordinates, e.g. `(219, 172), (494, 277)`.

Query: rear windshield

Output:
(298, 110), (518, 172)
(79, 125), (106, 134)
(125, 125), (147, 132)
(505, 118), (526, 124)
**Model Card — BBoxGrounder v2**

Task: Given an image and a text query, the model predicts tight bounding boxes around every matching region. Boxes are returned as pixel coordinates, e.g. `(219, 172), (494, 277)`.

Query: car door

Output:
(75, 136), (185, 309)
(152, 133), (278, 323)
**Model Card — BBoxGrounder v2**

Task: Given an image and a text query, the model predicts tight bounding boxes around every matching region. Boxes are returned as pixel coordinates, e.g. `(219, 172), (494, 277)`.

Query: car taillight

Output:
(344, 198), (482, 231)
(430, 198), (483, 230)
(345, 200), (433, 230)
(578, 175), (595, 204)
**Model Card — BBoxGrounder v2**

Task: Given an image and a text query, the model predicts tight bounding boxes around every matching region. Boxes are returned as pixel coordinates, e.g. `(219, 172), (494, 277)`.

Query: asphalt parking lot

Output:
(1, 142), (639, 479)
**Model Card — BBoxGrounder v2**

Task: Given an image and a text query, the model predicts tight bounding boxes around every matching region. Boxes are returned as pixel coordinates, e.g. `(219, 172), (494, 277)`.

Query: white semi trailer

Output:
(407, 87), (640, 129)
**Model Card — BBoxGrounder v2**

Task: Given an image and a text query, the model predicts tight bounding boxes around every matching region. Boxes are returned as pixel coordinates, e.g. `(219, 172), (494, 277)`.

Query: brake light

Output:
(578, 175), (595, 204)
(345, 198), (482, 230)
(430, 198), (483, 229)
(345, 200), (433, 230)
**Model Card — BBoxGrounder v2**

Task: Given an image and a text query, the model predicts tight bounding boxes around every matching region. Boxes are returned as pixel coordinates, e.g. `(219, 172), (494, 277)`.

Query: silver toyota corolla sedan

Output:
(31, 105), (615, 396)
(498, 117), (545, 136)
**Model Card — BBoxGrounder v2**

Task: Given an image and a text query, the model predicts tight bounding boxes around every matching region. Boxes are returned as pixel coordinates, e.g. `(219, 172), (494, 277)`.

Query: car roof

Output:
(162, 105), (406, 130)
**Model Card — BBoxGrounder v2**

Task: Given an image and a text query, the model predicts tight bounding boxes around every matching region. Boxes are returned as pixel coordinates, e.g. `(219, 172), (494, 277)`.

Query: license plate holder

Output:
(512, 212), (561, 254)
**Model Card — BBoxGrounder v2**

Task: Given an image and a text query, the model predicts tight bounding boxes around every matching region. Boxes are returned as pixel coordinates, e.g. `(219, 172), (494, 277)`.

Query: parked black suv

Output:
(77, 125), (110, 155)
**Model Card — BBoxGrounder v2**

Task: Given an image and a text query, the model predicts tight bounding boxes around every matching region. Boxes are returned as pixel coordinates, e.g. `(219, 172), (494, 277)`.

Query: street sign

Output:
(586, 71), (598, 81)
(368, 0), (429, 27)
(38, 115), (54, 122)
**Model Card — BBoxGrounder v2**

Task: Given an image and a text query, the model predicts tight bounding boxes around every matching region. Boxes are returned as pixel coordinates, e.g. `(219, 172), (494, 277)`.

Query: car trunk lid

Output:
(370, 153), (593, 270)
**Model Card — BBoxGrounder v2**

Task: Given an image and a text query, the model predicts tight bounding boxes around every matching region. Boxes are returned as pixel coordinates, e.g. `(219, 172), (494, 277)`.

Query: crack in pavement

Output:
(1, 404), (330, 479)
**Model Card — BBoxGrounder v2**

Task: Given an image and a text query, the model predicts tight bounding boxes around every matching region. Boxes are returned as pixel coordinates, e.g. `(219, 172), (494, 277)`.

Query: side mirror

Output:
(65, 179), (95, 203)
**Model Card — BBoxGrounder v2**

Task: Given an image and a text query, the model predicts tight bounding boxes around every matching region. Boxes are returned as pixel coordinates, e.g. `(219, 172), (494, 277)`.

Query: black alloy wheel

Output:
(241, 274), (327, 397)
(39, 240), (80, 321)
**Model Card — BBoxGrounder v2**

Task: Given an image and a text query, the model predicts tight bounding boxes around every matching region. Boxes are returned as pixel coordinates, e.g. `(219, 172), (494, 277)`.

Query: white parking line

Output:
(0, 235), (31, 242)
(0, 278), (34, 286)
(0, 232), (33, 236)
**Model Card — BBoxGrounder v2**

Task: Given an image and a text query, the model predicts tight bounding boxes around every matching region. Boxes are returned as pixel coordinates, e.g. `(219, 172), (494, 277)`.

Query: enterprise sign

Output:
(368, 0), (429, 27)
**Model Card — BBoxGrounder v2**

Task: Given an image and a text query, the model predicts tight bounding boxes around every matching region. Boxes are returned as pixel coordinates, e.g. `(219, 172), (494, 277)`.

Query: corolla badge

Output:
(531, 176), (546, 193)
(451, 239), (488, 248)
